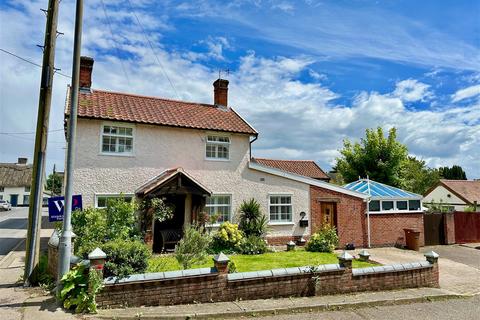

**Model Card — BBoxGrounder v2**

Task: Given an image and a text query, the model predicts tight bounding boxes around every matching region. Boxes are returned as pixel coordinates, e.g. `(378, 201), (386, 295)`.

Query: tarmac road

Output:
(241, 295), (480, 320)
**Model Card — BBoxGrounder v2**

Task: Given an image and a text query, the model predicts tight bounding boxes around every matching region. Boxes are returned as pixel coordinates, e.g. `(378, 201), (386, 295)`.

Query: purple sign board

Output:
(48, 195), (83, 222)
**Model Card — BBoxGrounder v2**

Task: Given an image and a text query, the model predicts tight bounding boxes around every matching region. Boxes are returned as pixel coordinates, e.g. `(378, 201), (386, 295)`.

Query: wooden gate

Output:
(454, 211), (480, 243)
(423, 213), (445, 246)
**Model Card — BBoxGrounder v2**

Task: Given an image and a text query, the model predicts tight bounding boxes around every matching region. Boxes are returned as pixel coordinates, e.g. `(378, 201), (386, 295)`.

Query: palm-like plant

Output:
(237, 199), (268, 237)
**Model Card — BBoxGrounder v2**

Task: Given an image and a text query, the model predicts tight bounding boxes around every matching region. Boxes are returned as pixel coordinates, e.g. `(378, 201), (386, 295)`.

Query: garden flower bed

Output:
(148, 249), (378, 273)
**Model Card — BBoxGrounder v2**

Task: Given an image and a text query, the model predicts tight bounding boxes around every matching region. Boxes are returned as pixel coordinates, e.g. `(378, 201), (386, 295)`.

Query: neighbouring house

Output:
(65, 56), (422, 251)
(0, 158), (32, 206)
(423, 179), (480, 211)
(344, 179), (424, 247)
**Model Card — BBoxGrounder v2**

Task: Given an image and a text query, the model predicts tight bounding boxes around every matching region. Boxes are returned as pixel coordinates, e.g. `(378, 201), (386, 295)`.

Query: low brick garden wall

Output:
(95, 252), (439, 308)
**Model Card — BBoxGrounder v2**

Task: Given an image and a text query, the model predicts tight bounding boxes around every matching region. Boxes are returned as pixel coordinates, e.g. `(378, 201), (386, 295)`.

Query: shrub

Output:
(175, 224), (211, 269)
(237, 199), (268, 237)
(101, 239), (151, 279)
(240, 235), (268, 255)
(59, 263), (103, 313)
(71, 196), (140, 258)
(305, 226), (339, 253)
(210, 222), (244, 253)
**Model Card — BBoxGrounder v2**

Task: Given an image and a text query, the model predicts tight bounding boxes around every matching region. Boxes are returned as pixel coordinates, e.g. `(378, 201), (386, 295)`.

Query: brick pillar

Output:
(443, 212), (456, 244)
(424, 251), (440, 287)
(213, 252), (230, 274)
(88, 247), (107, 277)
(338, 251), (353, 269)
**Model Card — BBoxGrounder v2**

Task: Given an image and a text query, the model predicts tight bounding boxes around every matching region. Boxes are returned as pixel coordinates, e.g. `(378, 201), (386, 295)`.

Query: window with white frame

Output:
(368, 199), (422, 213)
(25, 186), (30, 192)
(23, 195), (30, 205)
(95, 194), (133, 208)
(0, 186), (4, 192)
(205, 135), (230, 160)
(269, 195), (292, 223)
(396, 200), (408, 210)
(382, 200), (394, 211)
(408, 200), (421, 211)
(101, 124), (134, 155)
(206, 195), (231, 223)
(369, 200), (380, 212)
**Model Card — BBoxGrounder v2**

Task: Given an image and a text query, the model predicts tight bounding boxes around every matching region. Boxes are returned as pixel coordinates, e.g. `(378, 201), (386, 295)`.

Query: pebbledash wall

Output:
(96, 254), (439, 308)
(73, 119), (311, 240)
(310, 186), (424, 248)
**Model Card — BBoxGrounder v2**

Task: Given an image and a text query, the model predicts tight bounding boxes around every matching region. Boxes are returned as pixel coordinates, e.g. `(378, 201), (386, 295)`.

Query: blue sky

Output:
(0, 0), (479, 178)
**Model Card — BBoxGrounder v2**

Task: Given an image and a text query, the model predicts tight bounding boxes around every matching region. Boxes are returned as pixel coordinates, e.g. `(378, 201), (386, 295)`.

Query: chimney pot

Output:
(213, 79), (229, 107)
(17, 157), (28, 165)
(79, 56), (94, 90)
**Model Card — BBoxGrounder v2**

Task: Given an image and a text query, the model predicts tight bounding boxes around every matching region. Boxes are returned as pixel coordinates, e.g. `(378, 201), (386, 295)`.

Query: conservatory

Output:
(344, 179), (423, 214)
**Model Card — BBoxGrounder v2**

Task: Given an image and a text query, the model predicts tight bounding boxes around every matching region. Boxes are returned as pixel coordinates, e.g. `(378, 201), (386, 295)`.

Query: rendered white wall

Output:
(424, 185), (468, 211)
(73, 119), (311, 237)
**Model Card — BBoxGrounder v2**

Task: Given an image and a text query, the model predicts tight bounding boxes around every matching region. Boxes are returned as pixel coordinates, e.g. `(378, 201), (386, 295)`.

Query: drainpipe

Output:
(249, 134), (258, 160)
(366, 197), (371, 248)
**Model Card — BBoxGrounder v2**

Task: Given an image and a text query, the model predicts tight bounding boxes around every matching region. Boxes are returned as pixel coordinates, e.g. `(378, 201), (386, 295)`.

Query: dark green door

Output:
(10, 194), (18, 206)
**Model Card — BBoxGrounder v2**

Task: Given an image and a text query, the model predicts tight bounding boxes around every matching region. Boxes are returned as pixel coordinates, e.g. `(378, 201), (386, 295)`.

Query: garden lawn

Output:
(148, 250), (377, 273)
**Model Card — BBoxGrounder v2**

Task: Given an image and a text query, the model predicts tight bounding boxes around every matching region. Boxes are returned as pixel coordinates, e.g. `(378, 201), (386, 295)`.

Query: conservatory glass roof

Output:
(344, 179), (422, 199)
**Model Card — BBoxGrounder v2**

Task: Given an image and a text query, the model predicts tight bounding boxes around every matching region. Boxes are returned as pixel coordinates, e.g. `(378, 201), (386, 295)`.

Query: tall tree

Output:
(46, 172), (62, 196)
(399, 157), (440, 195)
(335, 127), (408, 186)
(439, 165), (467, 180)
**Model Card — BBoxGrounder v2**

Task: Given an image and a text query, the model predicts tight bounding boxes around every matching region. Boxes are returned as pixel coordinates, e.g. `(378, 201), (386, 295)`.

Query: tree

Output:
(399, 157), (440, 195)
(46, 172), (62, 196)
(335, 127), (408, 186)
(439, 165), (467, 180)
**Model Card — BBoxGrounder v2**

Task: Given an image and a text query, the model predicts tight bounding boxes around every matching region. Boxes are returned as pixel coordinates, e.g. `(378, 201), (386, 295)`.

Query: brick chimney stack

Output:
(17, 157), (28, 165)
(213, 79), (229, 107)
(79, 56), (94, 90)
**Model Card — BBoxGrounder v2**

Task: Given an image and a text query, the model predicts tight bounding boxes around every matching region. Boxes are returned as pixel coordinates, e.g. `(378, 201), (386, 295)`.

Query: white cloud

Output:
(0, 0), (479, 180)
(451, 84), (480, 102)
(393, 79), (433, 102)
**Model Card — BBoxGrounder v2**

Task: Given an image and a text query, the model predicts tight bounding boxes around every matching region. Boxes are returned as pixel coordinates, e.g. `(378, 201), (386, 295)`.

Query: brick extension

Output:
(310, 185), (425, 248)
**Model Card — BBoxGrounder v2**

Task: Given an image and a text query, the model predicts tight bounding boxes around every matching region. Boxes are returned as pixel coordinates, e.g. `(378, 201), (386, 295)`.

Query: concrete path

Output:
(0, 234), (76, 320)
(350, 246), (480, 296)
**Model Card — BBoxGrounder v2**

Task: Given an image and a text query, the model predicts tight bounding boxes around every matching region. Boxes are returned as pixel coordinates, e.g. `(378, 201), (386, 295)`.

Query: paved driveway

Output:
(351, 246), (480, 296)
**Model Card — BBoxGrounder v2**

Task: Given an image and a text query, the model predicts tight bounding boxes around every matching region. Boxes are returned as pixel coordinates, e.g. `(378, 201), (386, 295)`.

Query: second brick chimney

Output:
(79, 56), (94, 91)
(213, 79), (229, 107)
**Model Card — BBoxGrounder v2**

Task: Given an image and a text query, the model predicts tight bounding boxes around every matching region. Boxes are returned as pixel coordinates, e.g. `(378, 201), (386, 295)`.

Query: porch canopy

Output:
(344, 179), (423, 213)
(135, 167), (212, 198)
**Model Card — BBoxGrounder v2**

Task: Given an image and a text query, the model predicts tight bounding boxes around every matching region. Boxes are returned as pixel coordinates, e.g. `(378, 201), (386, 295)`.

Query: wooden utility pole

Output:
(24, 0), (60, 286)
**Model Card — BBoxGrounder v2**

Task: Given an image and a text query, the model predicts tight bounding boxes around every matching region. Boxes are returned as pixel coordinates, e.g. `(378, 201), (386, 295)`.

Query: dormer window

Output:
(205, 135), (230, 160)
(101, 124), (134, 155)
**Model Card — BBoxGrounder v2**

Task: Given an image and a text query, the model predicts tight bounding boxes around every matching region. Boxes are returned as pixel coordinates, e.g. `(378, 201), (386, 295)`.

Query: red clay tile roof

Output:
(252, 158), (330, 180)
(439, 179), (480, 204)
(65, 88), (257, 135)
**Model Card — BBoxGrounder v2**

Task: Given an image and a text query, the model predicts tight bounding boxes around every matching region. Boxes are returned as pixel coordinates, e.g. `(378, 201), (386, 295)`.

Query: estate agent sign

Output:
(48, 195), (83, 222)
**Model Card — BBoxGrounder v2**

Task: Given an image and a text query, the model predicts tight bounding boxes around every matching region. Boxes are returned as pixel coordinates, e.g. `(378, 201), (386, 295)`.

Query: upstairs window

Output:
(25, 186), (30, 192)
(101, 124), (134, 155)
(206, 195), (231, 224)
(269, 195), (292, 223)
(0, 186), (4, 192)
(205, 135), (230, 160)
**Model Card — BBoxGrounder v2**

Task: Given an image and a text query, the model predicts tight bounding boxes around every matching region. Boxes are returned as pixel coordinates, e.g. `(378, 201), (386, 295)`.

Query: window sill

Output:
(367, 210), (423, 215)
(205, 158), (230, 162)
(268, 222), (295, 226)
(98, 152), (135, 158)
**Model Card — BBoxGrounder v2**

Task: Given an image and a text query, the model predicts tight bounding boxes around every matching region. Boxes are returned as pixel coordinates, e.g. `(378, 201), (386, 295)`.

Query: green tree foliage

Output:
(175, 224), (210, 269)
(46, 172), (62, 196)
(439, 165), (467, 180)
(335, 127), (408, 186)
(237, 198), (268, 237)
(399, 157), (440, 195)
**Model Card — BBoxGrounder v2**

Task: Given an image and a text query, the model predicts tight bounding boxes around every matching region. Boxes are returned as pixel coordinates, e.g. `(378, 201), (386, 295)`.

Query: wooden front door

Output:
(320, 202), (337, 228)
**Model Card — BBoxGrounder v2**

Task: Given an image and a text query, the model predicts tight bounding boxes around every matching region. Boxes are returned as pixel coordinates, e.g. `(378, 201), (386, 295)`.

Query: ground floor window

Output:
(95, 194), (133, 208)
(408, 200), (421, 211)
(269, 195), (292, 223)
(369, 199), (422, 213)
(23, 195), (30, 205)
(206, 195), (231, 223)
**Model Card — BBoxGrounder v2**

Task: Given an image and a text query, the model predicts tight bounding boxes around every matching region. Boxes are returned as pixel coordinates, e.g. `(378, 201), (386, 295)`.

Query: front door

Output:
(10, 194), (18, 206)
(320, 202), (337, 228)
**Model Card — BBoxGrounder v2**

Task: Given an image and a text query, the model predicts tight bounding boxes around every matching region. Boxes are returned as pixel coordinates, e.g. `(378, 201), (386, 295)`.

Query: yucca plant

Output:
(237, 199), (268, 237)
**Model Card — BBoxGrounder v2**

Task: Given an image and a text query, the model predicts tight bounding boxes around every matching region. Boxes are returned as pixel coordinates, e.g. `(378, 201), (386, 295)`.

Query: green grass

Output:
(148, 249), (378, 273)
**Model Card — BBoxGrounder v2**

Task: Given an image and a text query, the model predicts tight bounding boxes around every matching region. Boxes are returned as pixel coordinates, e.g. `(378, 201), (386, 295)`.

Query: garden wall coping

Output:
(227, 264), (344, 281)
(352, 261), (432, 276)
(103, 267), (215, 285)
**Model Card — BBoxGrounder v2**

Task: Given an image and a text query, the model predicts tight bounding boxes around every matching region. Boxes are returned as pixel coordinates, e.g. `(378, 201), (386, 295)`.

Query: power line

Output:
(99, 0), (131, 86)
(0, 48), (71, 78)
(0, 128), (64, 135)
(2, 133), (65, 144)
(125, 0), (181, 100)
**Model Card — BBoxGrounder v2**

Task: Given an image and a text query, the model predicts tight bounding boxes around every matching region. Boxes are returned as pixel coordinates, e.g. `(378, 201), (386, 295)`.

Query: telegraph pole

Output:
(57, 0), (83, 285)
(24, 0), (60, 286)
